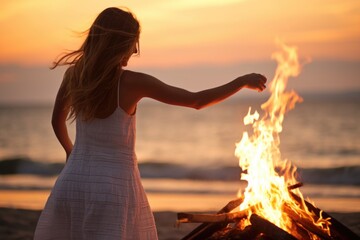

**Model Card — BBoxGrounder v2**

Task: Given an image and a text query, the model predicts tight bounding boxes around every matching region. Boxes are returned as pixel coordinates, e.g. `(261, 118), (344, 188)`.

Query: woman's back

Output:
(74, 76), (136, 154)
(34, 76), (158, 240)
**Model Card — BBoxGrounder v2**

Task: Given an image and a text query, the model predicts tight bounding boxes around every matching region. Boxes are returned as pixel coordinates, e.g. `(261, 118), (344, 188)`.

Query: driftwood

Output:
(178, 206), (254, 223)
(208, 214), (306, 240)
(180, 197), (245, 240)
(219, 197), (246, 213)
(283, 204), (333, 240)
(290, 192), (360, 240)
(179, 183), (304, 240)
(209, 225), (260, 240)
(287, 217), (312, 240)
(250, 214), (298, 240)
(180, 183), (303, 224)
(287, 182), (303, 190)
(255, 235), (275, 240)
(178, 181), (360, 240)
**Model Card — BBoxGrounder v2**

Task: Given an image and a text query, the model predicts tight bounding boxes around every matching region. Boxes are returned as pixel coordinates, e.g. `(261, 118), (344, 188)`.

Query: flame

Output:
(234, 42), (331, 238)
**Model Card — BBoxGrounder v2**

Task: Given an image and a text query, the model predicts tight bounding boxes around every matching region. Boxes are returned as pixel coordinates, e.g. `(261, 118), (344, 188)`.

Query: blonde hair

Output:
(52, 7), (140, 121)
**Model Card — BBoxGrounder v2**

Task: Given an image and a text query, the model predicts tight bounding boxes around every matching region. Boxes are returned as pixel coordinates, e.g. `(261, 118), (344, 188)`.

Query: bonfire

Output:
(177, 43), (359, 240)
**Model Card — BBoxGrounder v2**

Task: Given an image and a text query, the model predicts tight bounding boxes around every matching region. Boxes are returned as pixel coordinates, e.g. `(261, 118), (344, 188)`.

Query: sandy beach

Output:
(0, 207), (203, 240)
(1, 206), (359, 240)
(0, 189), (360, 239)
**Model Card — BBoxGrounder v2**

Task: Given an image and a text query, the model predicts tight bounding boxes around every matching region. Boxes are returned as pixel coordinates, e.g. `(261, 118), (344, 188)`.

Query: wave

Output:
(138, 162), (240, 181)
(0, 157), (63, 176)
(1, 157), (359, 186)
(296, 167), (360, 186)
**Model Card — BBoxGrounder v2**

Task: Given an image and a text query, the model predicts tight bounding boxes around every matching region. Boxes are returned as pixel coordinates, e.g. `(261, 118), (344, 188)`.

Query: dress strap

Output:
(117, 70), (124, 108)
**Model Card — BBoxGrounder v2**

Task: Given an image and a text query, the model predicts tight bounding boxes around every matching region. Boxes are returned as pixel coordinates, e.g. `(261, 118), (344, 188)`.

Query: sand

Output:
(0, 190), (359, 239)
(0, 207), (199, 240)
(0, 207), (359, 240)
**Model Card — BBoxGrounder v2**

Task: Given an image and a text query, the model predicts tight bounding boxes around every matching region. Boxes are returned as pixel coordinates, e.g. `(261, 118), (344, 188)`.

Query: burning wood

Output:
(289, 192), (360, 240)
(178, 206), (254, 223)
(250, 214), (298, 240)
(282, 204), (332, 240)
(177, 193), (359, 240)
(177, 43), (360, 240)
(180, 197), (245, 240)
(178, 183), (342, 240)
(178, 183), (301, 225)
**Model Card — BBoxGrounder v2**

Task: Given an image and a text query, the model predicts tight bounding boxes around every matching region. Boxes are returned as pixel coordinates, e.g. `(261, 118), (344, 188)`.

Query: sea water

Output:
(0, 93), (359, 211)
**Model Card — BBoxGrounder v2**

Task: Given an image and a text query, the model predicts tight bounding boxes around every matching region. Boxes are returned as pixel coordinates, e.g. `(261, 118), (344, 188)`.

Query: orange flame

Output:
(235, 42), (331, 238)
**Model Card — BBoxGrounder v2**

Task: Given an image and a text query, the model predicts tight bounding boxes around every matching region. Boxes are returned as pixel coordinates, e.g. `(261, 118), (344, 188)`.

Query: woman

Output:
(34, 7), (266, 240)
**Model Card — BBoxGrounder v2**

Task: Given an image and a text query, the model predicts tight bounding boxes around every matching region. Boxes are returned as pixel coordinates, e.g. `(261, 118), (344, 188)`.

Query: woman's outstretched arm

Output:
(51, 70), (73, 161)
(121, 71), (267, 111)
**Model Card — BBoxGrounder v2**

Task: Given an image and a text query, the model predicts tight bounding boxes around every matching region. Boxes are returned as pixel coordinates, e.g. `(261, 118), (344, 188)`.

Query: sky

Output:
(0, 0), (359, 104)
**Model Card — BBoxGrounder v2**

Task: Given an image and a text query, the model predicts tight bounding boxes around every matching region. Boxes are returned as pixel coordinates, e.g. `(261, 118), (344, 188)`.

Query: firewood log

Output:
(255, 234), (275, 240)
(179, 183), (304, 240)
(290, 192), (360, 240)
(283, 204), (333, 240)
(250, 214), (298, 240)
(178, 208), (250, 223)
(288, 217), (312, 240)
(180, 197), (244, 240)
(208, 226), (261, 240)
(287, 182), (303, 191)
(222, 225), (260, 240)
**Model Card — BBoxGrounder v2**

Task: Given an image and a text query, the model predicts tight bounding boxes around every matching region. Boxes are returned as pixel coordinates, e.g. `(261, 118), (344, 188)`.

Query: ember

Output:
(176, 43), (360, 240)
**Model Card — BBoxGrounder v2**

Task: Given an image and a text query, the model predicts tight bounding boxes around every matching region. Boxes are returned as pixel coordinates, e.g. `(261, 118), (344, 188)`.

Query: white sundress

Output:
(34, 77), (158, 240)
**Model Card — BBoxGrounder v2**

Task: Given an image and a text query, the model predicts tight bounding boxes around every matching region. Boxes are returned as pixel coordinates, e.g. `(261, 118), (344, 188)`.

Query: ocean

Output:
(0, 93), (359, 212)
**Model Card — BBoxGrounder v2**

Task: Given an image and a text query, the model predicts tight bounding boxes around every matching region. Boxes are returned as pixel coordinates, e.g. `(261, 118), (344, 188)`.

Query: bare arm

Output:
(122, 71), (267, 110)
(51, 69), (73, 161)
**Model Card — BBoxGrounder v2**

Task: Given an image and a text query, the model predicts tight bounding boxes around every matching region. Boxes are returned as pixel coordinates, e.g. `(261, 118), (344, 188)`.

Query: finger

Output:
(260, 75), (267, 83)
(258, 74), (267, 83)
(259, 83), (266, 91)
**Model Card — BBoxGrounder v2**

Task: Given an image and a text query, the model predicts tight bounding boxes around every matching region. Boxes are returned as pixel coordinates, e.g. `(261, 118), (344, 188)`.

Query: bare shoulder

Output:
(118, 70), (152, 113)
(122, 70), (154, 84)
(121, 70), (164, 94)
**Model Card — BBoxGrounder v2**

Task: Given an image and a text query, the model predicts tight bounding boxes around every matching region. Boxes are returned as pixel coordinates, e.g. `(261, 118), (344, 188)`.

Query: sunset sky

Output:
(0, 0), (359, 104)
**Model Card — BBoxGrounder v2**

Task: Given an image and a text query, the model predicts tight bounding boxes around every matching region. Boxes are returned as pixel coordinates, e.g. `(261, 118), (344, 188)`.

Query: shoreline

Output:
(0, 207), (359, 240)
(1, 189), (360, 213)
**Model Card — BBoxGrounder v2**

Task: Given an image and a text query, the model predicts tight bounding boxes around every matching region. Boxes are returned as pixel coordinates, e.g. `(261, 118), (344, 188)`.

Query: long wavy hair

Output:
(52, 7), (140, 121)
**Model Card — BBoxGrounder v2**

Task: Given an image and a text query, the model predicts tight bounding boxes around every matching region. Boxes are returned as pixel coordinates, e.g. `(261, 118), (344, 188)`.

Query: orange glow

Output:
(234, 43), (331, 238)
(0, 190), (49, 210)
(0, 0), (359, 66)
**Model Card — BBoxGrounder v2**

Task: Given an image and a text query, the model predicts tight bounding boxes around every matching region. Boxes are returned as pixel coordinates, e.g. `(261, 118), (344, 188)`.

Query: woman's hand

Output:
(240, 73), (267, 92)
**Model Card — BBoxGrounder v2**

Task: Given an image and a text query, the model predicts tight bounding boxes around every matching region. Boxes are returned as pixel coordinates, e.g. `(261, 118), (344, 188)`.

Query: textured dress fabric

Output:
(34, 80), (158, 240)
